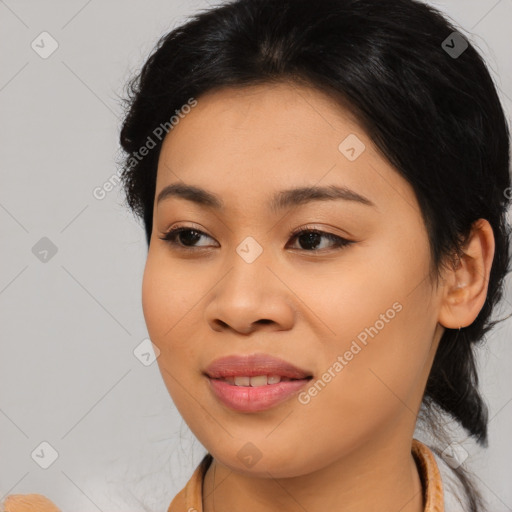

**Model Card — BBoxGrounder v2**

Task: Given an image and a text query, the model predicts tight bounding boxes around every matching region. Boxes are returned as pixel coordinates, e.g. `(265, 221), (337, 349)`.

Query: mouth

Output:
(204, 353), (313, 412)
(204, 353), (312, 380)
(214, 375), (303, 386)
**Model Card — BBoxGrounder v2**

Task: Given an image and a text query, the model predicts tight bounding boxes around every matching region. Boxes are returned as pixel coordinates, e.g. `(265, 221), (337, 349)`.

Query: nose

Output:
(204, 252), (295, 336)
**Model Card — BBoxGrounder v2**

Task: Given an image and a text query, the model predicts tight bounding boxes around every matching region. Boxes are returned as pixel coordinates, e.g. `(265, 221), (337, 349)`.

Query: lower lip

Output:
(207, 377), (310, 412)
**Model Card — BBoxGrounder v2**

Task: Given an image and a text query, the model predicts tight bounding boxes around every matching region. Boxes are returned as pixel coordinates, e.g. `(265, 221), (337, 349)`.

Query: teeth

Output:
(228, 375), (284, 386)
(250, 375), (267, 386)
(234, 376), (250, 386)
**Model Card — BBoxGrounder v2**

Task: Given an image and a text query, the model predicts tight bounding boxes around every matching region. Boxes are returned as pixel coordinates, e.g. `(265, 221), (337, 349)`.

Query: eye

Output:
(158, 225), (354, 252)
(287, 226), (354, 252)
(159, 225), (217, 249)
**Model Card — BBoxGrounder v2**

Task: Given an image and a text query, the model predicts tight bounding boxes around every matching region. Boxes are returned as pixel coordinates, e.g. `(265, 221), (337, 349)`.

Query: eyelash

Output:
(158, 224), (354, 253)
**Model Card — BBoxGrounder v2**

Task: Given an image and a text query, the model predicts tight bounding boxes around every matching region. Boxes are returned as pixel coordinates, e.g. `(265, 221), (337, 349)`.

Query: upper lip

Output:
(204, 353), (312, 379)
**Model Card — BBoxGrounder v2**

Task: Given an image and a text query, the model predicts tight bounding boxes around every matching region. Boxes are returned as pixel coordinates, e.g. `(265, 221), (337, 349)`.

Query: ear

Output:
(438, 219), (495, 329)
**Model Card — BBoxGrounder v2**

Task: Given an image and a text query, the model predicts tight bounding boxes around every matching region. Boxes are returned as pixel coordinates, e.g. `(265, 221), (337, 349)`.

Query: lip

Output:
(204, 353), (312, 379)
(204, 353), (312, 413)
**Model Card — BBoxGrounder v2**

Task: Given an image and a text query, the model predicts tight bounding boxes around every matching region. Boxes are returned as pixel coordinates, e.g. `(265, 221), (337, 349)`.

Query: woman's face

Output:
(142, 82), (445, 477)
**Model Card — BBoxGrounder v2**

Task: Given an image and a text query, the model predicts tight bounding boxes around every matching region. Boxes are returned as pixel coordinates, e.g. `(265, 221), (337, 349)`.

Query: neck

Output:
(202, 434), (424, 512)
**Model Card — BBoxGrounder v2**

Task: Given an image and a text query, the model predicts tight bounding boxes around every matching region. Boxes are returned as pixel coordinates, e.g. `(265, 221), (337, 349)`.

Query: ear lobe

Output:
(438, 219), (495, 329)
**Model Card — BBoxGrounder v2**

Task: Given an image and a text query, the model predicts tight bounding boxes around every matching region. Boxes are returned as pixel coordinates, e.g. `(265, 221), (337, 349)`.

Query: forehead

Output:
(155, 82), (414, 214)
(159, 82), (363, 161)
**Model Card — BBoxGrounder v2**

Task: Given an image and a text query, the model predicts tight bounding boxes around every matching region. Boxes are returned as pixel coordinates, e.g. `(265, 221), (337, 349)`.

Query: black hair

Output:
(118, 0), (511, 509)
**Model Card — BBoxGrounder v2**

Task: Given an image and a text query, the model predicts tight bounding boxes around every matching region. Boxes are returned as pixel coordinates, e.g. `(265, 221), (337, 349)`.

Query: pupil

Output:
(299, 232), (321, 250)
(180, 230), (201, 246)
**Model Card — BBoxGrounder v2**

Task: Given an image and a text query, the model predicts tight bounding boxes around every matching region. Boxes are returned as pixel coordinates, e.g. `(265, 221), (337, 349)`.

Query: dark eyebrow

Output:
(156, 183), (375, 211)
(269, 184), (375, 212)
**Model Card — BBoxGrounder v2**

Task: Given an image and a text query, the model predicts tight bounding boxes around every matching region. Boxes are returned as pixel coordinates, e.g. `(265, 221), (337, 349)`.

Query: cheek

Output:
(276, 304), (435, 474)
(294, 243), (434, 425)
(141, 255), (216, 442)
(141, 252), (207, 400)
(141, 252), (198, 342)
(141, 256), (169, 345)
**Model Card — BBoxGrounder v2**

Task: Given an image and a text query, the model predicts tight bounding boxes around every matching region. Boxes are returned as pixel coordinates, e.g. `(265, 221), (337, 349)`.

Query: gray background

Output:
(0, 1), (511, 510)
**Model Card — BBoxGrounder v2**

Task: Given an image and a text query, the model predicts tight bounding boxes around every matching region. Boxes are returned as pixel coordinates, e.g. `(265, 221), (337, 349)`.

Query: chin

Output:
(207, 442), (316, 478)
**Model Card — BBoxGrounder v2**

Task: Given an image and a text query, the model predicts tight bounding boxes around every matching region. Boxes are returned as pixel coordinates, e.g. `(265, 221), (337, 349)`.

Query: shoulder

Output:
(167, 453), (212, 512)
(413, 439), (474, 512)
(431, 450), (473, 512)
(2, 494), (60, 512)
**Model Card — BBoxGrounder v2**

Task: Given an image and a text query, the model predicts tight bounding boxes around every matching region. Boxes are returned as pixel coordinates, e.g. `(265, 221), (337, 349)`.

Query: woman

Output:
(4, 0), (510, 510)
